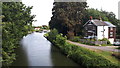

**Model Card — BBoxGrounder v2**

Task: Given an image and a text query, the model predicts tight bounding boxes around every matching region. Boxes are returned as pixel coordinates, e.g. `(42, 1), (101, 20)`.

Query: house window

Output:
(110, 32), (113, 34)
(109, 32), (113, 37)
(110, 27), (113, 30)
(110, 35), (113, 37)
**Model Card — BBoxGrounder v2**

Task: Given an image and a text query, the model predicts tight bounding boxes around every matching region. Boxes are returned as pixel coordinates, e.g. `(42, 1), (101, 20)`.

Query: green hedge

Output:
(70, 36), (80, 42)
(46, 29), (119, 68)
(2, 2), (34, 66)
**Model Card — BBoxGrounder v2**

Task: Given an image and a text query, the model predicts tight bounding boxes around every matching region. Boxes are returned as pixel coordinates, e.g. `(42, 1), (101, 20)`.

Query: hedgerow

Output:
(2, 2), (34, 66)
(46, 29), (119, 68)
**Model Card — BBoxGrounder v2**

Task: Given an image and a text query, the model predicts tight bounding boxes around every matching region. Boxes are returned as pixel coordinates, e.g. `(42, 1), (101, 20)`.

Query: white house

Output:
(83, 17), (116, 44)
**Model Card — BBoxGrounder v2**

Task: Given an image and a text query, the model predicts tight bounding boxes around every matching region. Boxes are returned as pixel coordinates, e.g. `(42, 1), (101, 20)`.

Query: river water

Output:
(12, 32), (79, 66)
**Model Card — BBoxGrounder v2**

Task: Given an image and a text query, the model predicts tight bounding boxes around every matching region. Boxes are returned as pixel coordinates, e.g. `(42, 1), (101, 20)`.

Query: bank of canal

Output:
(12, 32), (80, 66)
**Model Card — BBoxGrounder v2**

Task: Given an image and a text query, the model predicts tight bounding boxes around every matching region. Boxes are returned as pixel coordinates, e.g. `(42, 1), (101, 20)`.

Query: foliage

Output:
(44, 33), (49, 37)
(70, 36), (80, 42)
(46, 31), (118, 67)
(42, 25), (49, 30)
(83, 8), (109, 23)
(84, 8), (120, 36)
(65, 43), (118, 67)
(99, 38), (111, 44)
(49, 2), (88, 37)
(47, 29), (58, 42)
(2, 2), (35, 66)
(54, 34), (67, 48)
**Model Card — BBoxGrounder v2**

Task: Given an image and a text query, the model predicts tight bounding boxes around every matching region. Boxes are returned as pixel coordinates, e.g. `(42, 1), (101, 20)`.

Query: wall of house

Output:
(109, 38), (114, 44)
(97, 26), (108, 39)
(97, 26), (115, 44)
(104, 26), (108, 38)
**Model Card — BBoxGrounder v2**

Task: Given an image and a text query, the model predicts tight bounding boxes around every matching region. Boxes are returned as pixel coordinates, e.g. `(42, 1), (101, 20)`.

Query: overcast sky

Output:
(22, 0), (120, 26)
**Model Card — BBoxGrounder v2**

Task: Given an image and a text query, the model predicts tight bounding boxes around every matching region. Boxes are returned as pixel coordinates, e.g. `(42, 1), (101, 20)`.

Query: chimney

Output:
(90, 16), (93, 20)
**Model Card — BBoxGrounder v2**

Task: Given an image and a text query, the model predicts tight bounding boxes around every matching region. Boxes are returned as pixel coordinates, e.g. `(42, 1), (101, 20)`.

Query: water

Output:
(12, 32), (79, 66)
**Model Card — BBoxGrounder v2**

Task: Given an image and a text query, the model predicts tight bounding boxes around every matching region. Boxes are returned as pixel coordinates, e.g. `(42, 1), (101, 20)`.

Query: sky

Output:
(22, 0), (120, 26)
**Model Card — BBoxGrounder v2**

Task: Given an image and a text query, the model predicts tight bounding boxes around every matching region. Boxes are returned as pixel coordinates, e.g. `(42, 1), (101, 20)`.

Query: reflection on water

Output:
(12, 32), (79, 66)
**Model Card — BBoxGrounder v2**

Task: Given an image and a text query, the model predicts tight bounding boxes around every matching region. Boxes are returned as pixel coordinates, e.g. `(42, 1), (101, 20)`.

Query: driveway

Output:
(67, 40), (120, 52)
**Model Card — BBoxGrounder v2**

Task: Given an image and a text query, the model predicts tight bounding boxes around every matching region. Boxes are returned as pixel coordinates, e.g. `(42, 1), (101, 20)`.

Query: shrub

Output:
(47, 28), (58, 42)
(44, 33), (48, 37)
(70, 36), (80, 42)
(99, 38), (111, 44)
(65, 43), (117, 67)
(54, 34), (66, 47)
(46, 31), (118, 68)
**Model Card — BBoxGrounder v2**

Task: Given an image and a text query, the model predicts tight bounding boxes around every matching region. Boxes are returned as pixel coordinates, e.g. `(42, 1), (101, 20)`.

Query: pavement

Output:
(67, 40), (120, 53)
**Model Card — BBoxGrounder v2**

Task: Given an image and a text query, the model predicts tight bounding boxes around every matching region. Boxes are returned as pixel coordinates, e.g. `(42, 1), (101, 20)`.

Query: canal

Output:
(12, 32), (79, 66)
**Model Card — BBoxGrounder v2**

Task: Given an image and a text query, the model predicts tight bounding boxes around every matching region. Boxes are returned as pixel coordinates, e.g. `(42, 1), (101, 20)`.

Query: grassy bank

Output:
(44, 29), (119, 68)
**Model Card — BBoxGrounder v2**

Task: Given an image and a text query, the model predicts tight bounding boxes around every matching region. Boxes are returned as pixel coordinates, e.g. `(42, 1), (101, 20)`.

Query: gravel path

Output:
(67, 40), (120, 52)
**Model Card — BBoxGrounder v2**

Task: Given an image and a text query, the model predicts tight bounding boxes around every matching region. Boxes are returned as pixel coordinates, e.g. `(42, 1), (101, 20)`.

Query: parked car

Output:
(113, 41), (120, 46)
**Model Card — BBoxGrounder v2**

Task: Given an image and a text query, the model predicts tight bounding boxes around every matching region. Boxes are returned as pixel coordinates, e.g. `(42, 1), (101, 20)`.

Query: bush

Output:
(54, 34), (66, 47)
(70, 36), (80, 42)
(46, 31), (118, 68)
(99, 38), (111, 44)
(2, 2), (34, 66)
(64, 43), (118, 67)
(47, 28), (58, 42)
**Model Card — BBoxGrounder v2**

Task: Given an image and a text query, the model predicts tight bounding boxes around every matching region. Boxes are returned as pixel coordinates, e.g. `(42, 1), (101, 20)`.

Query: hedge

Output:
(46, 29), (119, 68)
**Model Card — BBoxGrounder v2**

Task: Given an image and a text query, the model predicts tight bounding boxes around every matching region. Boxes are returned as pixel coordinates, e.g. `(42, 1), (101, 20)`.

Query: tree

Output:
(2, 2), (35, 66)
(49, 2), (88, 38)
(101, 10), (120, 36)
(84, 8), (120, 37)
(83, 8), (109, 23)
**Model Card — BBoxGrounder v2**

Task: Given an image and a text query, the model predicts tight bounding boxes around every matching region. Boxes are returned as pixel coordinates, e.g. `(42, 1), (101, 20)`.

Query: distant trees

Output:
(83, 8), (109, 23)
(49, 2), (88, 38)
(49, 2), (120, 39)
(84, 8), (120, 37)
(2, 2), (35, 66)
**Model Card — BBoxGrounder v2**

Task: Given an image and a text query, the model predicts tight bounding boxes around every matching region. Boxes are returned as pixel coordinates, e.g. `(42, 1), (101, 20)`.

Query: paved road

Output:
(67, 40), (120, 52)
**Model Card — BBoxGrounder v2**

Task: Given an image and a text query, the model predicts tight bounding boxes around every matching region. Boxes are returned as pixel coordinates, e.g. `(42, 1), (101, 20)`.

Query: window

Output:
(110, 27), (113, 30)
(110, 32), (113, 35)
(109, 32), (114, 38)
(110, 34), (113, 37)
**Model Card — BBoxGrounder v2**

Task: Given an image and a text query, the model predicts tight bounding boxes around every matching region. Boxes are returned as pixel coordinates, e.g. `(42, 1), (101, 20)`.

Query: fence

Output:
(79, 39), (107, 45)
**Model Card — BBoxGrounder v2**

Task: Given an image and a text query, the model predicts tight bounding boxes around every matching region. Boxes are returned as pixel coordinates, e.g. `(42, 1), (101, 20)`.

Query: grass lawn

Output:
(87, 48), (120, 66)
(69, 40), (120, 66)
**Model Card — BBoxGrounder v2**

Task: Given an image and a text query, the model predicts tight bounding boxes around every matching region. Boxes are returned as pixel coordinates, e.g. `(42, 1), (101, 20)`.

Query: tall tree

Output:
(49, 2), (88, 38)
(2, 2), (35, 66)
(84, 8), (120, 37)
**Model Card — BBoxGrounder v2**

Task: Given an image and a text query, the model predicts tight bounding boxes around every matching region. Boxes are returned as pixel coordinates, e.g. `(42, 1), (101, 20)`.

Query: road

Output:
(67, 40), (120, 52)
